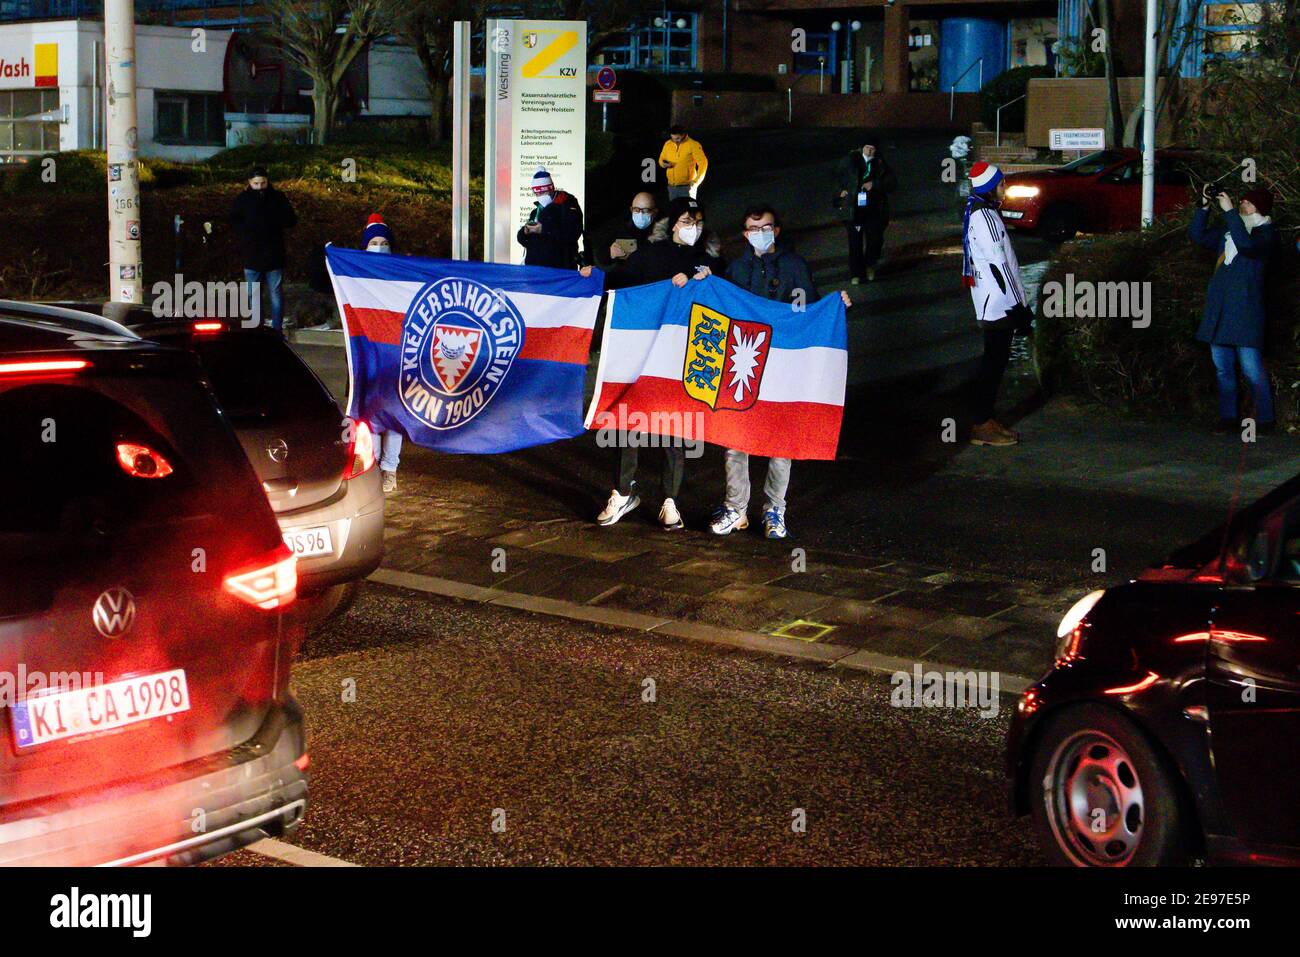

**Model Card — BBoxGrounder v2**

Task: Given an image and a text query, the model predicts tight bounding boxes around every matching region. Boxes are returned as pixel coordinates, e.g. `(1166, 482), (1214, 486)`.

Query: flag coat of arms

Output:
(326, 245), (603, 454)
(585, 278), (847, 460)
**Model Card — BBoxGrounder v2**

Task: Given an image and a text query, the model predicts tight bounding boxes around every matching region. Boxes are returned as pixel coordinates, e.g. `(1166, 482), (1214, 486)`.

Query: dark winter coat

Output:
(836, 150), (899, 225)
(1190, 207), (1276, 349)
(516, 191), (584, 270)
(591, 215), (655, 269)
(603, 217), (724, 289)
(230, 186), (298, 272)
(726, 241), (819, 304)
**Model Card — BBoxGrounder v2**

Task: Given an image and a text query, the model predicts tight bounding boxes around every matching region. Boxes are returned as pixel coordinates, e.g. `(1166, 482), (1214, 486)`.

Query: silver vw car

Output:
(46, 302), (385, 628)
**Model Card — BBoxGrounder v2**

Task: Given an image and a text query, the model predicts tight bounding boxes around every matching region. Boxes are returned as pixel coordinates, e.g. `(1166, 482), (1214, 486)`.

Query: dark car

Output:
(0, 301), (308, 865)
(998, 148), (1199, 242)
(1008, 474), (1300, 866)
(48, 302), (385, 629)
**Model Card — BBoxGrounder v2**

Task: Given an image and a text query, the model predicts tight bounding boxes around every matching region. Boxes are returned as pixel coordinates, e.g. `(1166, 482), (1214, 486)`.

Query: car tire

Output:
(1038, 205), (1079, 243)
(299, 582), (360, 636)
(1029, 704), (1191, 867)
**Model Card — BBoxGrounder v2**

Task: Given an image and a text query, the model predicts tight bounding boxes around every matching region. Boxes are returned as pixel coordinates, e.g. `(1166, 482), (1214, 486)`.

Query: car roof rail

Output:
(0, 299), (140, 340)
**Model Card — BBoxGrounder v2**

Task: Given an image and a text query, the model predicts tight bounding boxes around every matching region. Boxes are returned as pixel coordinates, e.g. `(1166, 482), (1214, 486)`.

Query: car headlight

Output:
(1005, 185), (1040, 199)
(1055, 589), (1106, 660)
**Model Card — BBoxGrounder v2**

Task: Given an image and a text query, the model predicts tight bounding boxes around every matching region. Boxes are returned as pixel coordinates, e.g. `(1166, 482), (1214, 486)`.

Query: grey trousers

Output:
(667, 184), (697, 201)
(723, 449), (791, 512)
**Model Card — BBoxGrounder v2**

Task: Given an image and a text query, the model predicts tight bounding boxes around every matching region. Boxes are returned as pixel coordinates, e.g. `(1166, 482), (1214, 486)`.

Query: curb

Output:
(368, 567), (1036, 695)
(287, 327), (344, 346)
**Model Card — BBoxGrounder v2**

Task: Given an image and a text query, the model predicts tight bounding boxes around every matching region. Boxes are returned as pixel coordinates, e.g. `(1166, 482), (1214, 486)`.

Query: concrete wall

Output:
(671, 89), (980, 130)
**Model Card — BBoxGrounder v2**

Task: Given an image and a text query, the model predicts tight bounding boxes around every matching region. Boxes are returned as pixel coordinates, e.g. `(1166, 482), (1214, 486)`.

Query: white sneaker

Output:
(709, 505), (748, 536)
(659, 497), (684, 530)
(597, 489), (640, 526)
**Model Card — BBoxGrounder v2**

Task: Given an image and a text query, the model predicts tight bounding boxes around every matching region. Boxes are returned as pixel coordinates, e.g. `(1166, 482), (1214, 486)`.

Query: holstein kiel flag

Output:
(586, 278), (847, 460)
(326, 245), (603, 453)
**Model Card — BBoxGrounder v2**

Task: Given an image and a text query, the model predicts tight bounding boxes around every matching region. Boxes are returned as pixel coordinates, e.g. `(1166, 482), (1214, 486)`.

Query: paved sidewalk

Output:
(372, 434), (1077, 683)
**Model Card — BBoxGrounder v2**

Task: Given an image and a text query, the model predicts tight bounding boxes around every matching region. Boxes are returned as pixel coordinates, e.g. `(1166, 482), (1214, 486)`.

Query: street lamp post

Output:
(104, 0), (142, 305)
(1140, 0), (1157, 226)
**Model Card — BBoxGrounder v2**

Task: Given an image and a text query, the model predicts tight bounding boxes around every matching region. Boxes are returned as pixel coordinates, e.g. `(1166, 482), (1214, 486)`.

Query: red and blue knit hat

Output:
(969, 161), (1003, 195)
(363, 213), (393, 246)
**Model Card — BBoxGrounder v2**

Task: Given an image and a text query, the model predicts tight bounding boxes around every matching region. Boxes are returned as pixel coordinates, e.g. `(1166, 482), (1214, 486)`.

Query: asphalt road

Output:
(220, 583), (1043, 866)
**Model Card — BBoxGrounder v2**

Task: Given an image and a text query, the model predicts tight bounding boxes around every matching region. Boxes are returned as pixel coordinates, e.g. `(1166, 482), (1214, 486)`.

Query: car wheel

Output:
(1029, 704), (1191, 866)
(300, 582), (360, 636)
(1039, 205), (1079, 243)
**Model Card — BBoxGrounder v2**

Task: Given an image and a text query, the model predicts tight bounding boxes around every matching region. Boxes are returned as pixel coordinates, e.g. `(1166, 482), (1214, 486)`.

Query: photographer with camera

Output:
(1189, 183), (1277, 434)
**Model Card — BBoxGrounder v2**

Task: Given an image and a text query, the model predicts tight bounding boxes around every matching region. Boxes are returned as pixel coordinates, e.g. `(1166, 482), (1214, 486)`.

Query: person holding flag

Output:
(711, 205), (851, 539)
(961, 161), (1031, 448)
(359, 213), (405, 493)
(581, 196), (723, 530)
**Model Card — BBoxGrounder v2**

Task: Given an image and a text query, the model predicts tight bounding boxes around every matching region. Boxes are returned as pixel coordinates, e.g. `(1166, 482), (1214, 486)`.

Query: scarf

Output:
(1223, 212), (1270, 266)
(961, 194), (1000, 287)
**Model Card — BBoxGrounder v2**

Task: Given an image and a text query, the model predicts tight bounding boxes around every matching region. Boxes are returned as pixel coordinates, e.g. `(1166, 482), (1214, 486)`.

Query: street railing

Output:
(948, 57), (984, 121)
(995, 93), (1027, 147)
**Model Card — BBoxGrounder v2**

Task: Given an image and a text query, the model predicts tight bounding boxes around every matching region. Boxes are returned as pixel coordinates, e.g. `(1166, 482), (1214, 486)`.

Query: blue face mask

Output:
(632, 211), (652, 229)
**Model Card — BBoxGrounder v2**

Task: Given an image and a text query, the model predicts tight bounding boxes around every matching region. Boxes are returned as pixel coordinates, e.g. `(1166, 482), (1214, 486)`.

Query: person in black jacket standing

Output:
(230, 165), (297, 331)
(517, 169), (584, 269)
(580, 196), (723, 531)
(836, 134), (898, 283)
(712, 204), (851, 540)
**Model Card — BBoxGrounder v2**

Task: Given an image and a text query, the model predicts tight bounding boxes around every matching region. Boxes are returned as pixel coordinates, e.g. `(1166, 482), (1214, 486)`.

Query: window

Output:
(0, 88), (60, 163)
(591, 12), (698, 72)
(153, 91), (224, 146)
(794, 32), (837, 76)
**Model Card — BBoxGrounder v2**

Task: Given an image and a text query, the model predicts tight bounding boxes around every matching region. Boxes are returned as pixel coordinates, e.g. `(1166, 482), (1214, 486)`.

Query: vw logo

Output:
(93, 587), (136, 639)
(266, 438), (289, 463)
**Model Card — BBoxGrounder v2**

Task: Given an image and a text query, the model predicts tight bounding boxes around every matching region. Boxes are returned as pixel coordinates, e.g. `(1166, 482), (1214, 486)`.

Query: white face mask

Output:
(677, 224), (701, 246)
(536, 192), (554, 208)
(632, 211), (653, 229)
(746, 229), (775, 253)
(366, 239), (391, 254)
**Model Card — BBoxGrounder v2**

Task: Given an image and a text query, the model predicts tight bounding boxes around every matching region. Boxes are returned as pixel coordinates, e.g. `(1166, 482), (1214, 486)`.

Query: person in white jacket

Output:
(961, 161), (1032, 447)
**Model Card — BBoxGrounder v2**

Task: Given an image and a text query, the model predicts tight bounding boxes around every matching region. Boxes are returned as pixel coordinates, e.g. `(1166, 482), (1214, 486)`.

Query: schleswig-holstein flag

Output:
(326, 246), (603, 454)
(585, 278), (847, 460)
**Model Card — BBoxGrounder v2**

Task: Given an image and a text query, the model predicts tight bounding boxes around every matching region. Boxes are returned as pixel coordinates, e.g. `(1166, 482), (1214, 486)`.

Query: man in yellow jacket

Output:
(659, 125), (708, 200)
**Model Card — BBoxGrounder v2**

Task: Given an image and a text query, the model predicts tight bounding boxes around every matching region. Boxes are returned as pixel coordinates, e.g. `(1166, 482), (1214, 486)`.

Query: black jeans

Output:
(846, 218), (888, 278)
(972, 322), (1016, 423)
(617, 444), (684, 499)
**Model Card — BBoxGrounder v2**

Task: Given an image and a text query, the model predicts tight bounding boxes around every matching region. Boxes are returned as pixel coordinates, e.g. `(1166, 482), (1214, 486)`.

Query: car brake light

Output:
(223, 544), (297, 610)
(193, 321), (224, 334)
(115, 442), (175, 479)
(343, 419), (376, 480)
(295, 753), (310, 771)
(0, 358), (90, 376)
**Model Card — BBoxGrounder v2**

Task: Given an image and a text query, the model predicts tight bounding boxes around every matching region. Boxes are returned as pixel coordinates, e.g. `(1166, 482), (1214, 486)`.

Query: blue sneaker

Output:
(763, 507), (788, 539)
(709, 505), (748, 535)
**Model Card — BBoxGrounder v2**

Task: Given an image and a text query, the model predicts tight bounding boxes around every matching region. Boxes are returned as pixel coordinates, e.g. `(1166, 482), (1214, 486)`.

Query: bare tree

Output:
(1121, 0), (1205, 146)
(1097, 0), (1125, 147)
(391, 0), (485, 144)
(262, 0), (396, 145)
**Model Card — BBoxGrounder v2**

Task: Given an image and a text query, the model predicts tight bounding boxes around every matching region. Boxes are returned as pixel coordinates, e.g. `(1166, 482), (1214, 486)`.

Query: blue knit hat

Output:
(363, 213), (393, 247)
(531, 169), (554, 193)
